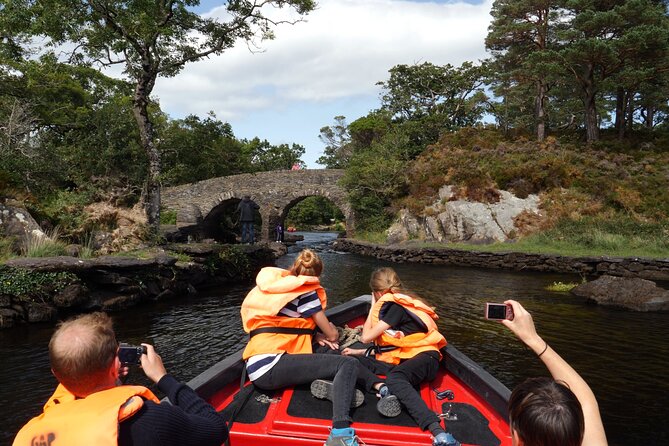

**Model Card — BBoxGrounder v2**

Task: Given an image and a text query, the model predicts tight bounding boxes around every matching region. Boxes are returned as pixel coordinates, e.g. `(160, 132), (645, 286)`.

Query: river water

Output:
(1, 232), (667, 445)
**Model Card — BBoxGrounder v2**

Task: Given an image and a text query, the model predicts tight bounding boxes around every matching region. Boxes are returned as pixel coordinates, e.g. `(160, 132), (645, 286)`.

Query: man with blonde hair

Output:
(14, 312), (228, 446)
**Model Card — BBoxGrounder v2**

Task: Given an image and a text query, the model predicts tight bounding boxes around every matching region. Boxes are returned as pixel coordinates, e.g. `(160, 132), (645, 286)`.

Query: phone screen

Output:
(486, 303), (509, 320)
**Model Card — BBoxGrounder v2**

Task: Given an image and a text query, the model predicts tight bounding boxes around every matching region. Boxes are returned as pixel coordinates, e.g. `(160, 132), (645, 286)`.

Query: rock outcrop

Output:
(0, 203), (45, 240)
(386, 186), (541, 244)
(571, 275), (669, 311)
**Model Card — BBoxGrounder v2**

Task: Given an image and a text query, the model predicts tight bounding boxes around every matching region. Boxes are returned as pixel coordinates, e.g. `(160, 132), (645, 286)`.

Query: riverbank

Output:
(332, 238), (669, 281)
(0, 243), (282, 328)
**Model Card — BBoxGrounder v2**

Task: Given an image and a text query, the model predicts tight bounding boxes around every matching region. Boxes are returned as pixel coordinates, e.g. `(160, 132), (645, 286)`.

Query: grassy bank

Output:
(356, 217), (669, 259)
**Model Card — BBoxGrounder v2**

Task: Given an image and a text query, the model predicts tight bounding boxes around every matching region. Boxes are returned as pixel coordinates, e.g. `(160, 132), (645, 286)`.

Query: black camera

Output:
(118, 343), (146, 365)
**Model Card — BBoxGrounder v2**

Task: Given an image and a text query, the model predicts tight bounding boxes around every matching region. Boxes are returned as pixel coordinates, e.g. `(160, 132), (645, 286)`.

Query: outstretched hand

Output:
(140, 343), (168, 384)
(501, 300), (544, 354)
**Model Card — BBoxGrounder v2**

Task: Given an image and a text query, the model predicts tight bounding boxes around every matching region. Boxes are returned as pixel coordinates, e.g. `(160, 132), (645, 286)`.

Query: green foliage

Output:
(22, 227), (68, 258)
(242, 137), (306, 172)
(0, 266), (79, 300)
(317, 115), (352, 168)
(341, 129), (413, 231)
(165, 250), (193, 263)
(285, 196), (344, 228)
(0, 237), (16, 262)
(34, 189), (94, 237)
(160, 208), (178, 225)
(545, 281), (580, 292)
(160, 113), (246, 186)
(205, 246), (252, 280)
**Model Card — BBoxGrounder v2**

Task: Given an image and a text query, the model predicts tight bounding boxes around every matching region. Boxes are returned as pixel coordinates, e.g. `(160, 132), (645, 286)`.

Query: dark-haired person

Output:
(502, 300), (608, 446)
(241, 249), (366, 446)
(13, 312), (228, 446)
(342, 267), (458, 446)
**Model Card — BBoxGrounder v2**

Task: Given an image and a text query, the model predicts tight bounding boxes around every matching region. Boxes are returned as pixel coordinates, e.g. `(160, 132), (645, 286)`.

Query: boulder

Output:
(387, 210), (421, 244)
(0, 203), (45, 239)
(386, 187), (541, 244)
(53, 283), (90, 308)
(571, 275), (669, 311)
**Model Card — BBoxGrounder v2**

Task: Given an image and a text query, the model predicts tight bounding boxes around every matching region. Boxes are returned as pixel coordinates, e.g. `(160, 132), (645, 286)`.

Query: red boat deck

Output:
(209, 365), (510, 446)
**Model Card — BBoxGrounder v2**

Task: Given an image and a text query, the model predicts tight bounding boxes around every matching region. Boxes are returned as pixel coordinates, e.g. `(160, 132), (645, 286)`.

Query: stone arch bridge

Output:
(162, 169), (354, 242)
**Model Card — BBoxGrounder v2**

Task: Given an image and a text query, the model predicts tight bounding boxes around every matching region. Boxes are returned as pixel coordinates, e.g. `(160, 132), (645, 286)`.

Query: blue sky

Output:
(152, 0), (493, 167)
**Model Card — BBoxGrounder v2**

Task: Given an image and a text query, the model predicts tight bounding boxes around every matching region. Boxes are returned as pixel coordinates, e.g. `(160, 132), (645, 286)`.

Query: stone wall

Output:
(332, 239), (669, 281)
(0, 244), (279, 328)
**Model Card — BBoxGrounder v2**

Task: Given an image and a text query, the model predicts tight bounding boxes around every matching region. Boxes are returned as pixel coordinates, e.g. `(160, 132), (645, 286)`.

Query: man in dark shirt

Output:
(236, 195), (260, 243)
(13, 312), (228, 446)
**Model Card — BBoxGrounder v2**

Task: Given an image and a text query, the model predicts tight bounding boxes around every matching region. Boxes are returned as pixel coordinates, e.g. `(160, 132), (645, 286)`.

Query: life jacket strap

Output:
(249, 327), (316, 338)
(364, 345), (398, 357)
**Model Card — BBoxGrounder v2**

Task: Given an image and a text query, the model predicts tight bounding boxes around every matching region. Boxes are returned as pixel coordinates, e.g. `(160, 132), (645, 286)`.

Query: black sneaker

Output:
(377, 394), (401, 417)
(310, 379), (364, 408)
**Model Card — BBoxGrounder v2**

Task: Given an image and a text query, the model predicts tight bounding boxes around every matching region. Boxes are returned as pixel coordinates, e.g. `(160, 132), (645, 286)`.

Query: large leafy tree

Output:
(317, 115), (351, 168)
(486, 0), (562, 141)
(242, 137), (306, 171)
(4, 0), (315, 231)
(160, 113), (246, 185)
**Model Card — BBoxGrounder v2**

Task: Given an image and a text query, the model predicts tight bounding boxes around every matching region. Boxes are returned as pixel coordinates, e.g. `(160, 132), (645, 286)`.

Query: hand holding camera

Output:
(484, 302), (514, 321)
(118, 342), (167, 384)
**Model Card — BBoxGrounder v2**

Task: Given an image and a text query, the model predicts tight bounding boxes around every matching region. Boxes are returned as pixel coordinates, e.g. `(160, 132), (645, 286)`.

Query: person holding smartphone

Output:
(342, 267), (459, 446)
(501, 300), (608, 446)
(13, 312), (229, 446)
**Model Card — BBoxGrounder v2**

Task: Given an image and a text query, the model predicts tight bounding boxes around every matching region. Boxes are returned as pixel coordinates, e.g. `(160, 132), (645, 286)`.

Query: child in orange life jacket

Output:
(241, 249), (365, 446)
(342, 267), (459, 446)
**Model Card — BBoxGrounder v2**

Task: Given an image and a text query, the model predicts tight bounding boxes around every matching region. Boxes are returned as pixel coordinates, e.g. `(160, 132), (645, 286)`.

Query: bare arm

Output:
(311, 310), (339, 349)
(360, 294), (392, 343)
(502, 300), (608, 446)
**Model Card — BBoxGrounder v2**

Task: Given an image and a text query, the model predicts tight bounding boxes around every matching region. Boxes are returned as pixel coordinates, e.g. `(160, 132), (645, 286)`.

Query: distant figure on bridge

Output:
(237, 196), (259, 244)
(291, 163), (302, 170)
(275, 223), (284, 243)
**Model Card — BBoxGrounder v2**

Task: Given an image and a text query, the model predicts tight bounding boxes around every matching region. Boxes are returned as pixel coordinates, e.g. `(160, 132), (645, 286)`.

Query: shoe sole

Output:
(310, 379), (364, 408)
(377, 395), (401, 417)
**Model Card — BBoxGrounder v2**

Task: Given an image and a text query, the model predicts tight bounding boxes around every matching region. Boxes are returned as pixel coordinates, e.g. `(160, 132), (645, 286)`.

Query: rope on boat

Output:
(337, 325), (362, 349)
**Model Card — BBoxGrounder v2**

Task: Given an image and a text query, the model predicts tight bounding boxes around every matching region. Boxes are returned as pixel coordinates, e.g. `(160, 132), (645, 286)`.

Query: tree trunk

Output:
(615, 87), (625, 140)
(645, 106), (655, 128)
(626, 93), (634, 134)
(535, 80), (547, 142)
(132, 72), (161, 233)
(581, 66), (599, 142)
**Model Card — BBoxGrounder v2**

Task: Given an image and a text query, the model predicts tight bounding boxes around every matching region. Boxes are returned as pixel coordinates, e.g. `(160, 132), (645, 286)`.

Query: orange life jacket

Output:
(13, 383), (159, 446)
(370, 292), (447, 365)
(241, 267), (327, 360)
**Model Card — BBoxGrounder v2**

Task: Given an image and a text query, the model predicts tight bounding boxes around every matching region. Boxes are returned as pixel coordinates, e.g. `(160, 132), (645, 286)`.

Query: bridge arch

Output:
(162, 169), (355, 242)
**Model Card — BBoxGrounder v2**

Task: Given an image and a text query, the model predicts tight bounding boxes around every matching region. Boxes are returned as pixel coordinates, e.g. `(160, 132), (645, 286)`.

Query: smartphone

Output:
(485, 303), (514, 321)
(118, 343), (146, 365)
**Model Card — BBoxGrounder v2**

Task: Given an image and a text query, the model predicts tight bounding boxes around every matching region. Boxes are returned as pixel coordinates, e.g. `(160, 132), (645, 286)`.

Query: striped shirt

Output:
(245, 291), (323, 381)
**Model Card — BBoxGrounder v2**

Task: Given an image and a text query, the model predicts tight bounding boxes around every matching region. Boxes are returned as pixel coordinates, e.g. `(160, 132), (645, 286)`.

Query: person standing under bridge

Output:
(237, 195), (259, 244)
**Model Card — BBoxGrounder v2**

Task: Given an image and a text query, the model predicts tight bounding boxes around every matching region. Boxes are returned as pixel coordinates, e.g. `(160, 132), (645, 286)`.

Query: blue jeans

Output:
(252, 353), (360, 426)
(241, 221), (254, 243)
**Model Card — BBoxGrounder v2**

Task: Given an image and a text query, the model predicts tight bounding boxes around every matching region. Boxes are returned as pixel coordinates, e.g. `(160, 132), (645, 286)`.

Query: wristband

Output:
(537, 341), (549, 357)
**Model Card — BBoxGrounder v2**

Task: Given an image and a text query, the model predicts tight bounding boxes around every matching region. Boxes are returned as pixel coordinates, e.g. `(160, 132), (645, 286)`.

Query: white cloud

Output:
(153, 0), (493, 121)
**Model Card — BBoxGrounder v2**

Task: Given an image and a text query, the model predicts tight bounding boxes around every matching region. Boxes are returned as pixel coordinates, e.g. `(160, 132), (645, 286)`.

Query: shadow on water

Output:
(1, 231), (667, 445)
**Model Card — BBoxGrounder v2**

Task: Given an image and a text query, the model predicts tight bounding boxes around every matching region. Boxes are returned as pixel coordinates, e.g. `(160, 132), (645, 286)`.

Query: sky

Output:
(152, 0), (494, 167)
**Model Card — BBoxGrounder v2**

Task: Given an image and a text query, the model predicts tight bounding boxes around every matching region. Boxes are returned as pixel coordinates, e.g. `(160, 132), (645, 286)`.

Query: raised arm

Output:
(502, 300), (608, 446)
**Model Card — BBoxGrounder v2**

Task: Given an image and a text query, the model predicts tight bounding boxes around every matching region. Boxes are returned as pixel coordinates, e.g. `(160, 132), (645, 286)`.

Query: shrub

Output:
(22, 227), (68, 257)
(0, 266), (79, 301)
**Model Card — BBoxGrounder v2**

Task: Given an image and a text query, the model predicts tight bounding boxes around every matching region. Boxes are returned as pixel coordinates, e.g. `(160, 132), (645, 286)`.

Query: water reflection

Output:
(1, 232), (667, 445)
